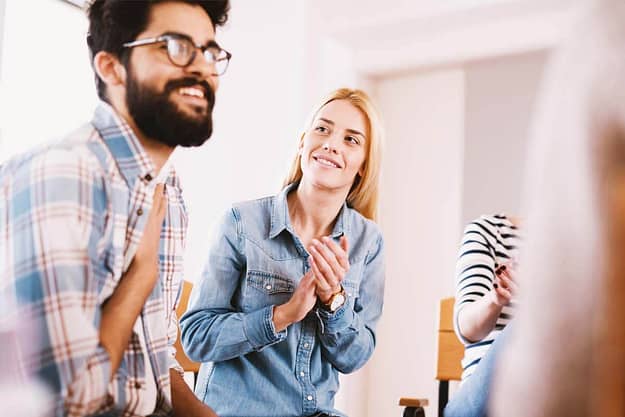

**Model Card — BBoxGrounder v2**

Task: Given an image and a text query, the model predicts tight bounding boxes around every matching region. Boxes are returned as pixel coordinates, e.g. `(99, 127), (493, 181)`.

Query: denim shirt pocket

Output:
(243, 270), (295, 311)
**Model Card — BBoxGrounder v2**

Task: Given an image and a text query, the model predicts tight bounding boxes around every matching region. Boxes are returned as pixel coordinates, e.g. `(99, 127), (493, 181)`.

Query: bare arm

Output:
(457, 265), (517, 342)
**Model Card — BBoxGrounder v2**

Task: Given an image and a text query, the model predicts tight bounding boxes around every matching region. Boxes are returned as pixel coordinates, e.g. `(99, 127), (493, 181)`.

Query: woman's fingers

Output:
(499, 273), (518, 294)
(321, 236), (350, 270)
(309, 256), (333, 291)
(309, 244), (340, 285)
(310, 239), (345, 278)
(495, 276), (513, 301)
(339, 235), (349, 253)
(308, 236), (352, 301)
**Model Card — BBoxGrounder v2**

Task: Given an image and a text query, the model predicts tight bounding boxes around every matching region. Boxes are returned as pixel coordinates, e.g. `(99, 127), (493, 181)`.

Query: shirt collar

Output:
(269, 182), (351, 239)
(91, 101), (160, 189)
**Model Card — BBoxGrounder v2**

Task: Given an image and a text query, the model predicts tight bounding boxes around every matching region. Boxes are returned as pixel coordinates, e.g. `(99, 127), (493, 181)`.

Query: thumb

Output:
(340, 235), (349, 253)
(153, 183), (167, 221)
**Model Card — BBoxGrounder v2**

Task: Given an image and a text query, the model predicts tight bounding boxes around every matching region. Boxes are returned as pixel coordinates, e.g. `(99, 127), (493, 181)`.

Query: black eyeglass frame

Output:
(122, 33), (232, 75)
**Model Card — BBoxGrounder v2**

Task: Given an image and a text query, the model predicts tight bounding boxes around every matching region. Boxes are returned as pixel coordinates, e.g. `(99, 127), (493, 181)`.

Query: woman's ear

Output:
(93, 51), (127, 89)
(358, 163), (365, 177)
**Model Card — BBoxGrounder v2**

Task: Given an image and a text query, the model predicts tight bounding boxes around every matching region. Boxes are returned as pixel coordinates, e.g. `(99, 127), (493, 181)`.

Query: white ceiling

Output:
(310, 0), (586, 77)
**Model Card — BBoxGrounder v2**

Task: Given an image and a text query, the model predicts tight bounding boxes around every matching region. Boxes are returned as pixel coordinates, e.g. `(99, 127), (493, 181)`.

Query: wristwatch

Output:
(322, 287), (347, 313)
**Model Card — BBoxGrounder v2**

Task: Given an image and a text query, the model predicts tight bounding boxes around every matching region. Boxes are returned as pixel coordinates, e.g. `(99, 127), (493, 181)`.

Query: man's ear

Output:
(93, 51), (127, 88)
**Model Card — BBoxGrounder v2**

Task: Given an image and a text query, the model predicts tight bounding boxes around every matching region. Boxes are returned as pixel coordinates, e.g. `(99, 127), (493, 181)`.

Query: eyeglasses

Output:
(123, 33), (232, 76)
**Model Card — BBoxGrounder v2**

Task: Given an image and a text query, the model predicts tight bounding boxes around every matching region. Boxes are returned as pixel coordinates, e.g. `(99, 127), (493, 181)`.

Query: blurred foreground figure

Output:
(491, 1), (625, 416)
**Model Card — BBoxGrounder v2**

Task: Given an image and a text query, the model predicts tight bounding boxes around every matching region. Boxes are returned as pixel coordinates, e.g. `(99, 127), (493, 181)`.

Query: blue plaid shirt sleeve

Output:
(1, 145), (116, 415)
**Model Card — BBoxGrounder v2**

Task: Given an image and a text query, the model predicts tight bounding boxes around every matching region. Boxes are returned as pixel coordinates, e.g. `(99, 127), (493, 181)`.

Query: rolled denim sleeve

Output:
(180, 208), (286, 363)
(316, 234), (385, 373)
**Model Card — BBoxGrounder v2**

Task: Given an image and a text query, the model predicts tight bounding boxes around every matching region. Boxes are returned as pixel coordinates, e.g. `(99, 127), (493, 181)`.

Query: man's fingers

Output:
(148, 183), (167, 225)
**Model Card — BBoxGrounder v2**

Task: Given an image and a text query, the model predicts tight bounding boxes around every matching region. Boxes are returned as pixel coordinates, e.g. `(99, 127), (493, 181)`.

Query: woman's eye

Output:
(345, 136), (360, 145)
(314, 126), (329, 134)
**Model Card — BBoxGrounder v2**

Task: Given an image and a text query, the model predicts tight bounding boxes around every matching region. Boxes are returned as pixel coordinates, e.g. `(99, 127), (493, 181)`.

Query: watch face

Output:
(330, 293), (346, 311)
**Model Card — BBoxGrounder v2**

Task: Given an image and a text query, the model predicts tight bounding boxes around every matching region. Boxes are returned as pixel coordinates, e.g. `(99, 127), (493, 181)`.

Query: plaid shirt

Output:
(0, 103), (188, 416)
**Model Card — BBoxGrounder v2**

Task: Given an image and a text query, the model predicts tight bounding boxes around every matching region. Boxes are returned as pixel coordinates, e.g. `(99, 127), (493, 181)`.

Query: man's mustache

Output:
(164, 77), (215, 108)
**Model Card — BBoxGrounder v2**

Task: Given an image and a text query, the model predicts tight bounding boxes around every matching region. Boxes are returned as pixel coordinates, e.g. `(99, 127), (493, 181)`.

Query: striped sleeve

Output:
(454, 221), (497, 314)
(452, 215), (519, 379)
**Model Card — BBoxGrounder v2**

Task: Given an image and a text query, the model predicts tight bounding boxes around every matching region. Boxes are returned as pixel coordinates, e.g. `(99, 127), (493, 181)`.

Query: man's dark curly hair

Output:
(86, 0), (230, 101)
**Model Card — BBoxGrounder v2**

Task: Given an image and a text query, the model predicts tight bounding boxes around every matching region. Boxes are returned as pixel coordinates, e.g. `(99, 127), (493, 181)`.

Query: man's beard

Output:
(125, 71), (215, 148)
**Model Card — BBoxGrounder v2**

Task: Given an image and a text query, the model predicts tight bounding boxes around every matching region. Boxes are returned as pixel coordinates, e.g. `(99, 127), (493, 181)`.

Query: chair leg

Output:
(438, 380), (449, 417)
(403, 406), (426, 417)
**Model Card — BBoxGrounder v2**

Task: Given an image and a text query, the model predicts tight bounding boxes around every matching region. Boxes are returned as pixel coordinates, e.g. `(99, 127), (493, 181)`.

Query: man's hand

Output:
(100, 184), (167, 378)
(133, 183), (167, 270)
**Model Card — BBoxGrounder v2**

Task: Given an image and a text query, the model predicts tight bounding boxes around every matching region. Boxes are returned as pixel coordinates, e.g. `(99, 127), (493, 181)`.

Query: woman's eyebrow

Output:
(318, 118), (364, 137)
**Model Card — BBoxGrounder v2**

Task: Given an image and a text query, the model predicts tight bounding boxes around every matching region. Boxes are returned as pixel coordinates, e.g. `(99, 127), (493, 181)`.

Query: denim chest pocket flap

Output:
(243, 270), (295, 312)
(247, 270), (295, 295)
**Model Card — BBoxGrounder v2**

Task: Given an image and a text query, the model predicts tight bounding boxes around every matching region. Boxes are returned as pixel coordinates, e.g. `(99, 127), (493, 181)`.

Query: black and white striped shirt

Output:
(454, 214), (521, 380)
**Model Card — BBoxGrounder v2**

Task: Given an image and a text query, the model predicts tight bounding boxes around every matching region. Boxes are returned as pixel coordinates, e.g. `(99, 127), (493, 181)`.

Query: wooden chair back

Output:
(399, 297), (464, 417)
(174, 280), (200, 374)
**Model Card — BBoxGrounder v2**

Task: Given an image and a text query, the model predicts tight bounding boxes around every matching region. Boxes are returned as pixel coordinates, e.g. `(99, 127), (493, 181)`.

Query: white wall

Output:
(0, 0), (6, 76)
(172, 0), (315, 283)
(0, 0), (5, 152)
(369, 69), (465, 417)
(0, 0), (93, 160)
(462, 51), (548, 223)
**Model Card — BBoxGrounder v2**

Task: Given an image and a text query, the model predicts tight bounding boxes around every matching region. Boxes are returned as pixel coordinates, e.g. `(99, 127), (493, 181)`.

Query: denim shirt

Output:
(180, 183), (385, 417)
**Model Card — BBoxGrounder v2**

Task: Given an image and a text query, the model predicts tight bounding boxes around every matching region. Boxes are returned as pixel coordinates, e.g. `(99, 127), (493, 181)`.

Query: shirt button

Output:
(307, 395), (313, 401)
(134, 382), (142, 389)
(303, 343), (310, 349)
(144, 173), (153, 182)
(137, 208), (144, 216)
(265, 284), (272, 290)
(300, 371), (305, 377)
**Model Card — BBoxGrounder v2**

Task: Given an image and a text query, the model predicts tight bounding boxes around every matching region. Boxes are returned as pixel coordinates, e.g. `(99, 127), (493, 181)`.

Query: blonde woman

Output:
(181, 88), (385, 417)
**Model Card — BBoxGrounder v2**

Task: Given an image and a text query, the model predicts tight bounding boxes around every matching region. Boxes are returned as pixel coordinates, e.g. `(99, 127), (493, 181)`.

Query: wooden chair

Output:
(174, 280), (200, 385)
(399, 297), (464, 417)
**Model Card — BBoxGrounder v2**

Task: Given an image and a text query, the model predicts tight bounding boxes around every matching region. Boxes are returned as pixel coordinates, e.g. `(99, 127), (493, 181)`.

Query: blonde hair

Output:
(282, 88), (384, 221)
